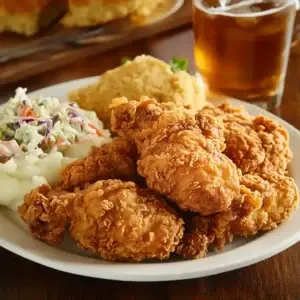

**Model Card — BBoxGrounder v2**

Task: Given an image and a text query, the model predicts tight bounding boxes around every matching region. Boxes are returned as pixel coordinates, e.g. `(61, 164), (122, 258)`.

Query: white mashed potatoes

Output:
(0, 88), (110, 210)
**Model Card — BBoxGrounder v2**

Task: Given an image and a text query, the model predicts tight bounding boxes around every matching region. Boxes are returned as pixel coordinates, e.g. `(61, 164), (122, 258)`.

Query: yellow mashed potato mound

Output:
(69, 55), (206, 128)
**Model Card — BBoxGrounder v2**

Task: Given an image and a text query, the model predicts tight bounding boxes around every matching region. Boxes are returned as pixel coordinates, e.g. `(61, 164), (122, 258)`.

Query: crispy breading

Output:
(176, 174), (299, 259)
(70, 180), (184, 261)
(203, 104), (292, 176)
(19, 180), (184, 262)
(18, 185), (74, 245)
(232, 174), (299, 235)
(176, 208), (236, 259)
(61, 137), (137, 189)
(111, 97), (240, 215)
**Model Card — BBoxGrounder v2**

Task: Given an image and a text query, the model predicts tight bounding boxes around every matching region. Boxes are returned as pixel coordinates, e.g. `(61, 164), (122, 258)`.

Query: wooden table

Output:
(1, 23), (300, 300)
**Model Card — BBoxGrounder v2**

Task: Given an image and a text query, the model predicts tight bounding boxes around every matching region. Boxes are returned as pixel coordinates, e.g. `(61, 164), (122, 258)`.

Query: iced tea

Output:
(193, 0), (297, 109)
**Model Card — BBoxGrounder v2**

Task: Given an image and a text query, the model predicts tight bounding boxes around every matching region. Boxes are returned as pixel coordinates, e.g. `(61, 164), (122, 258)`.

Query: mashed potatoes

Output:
(0, 88), (110, 210)
(69, 55), (206, 127)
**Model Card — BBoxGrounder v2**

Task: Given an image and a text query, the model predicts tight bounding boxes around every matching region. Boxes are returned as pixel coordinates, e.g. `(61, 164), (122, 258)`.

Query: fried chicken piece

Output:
(70, 180), (184, 261)
(18, 185), (74, 245)
(175, 207), (236, 259)
(19, 180), (184, 262)
(110, 97), (240, 215)
(203, 104), (292, 176)
(61, 137), (137, 189)
(176, 173), (299, 259)
(232, 174), (299, 235)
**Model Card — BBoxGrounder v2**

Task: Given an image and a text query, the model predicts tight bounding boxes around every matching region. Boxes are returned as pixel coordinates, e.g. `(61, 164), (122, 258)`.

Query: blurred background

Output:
(0, 0), (189, 86)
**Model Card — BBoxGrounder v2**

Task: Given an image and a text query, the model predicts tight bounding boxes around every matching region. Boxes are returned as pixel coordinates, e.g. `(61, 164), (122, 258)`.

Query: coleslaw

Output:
(0, 87), (110, 160)
(0, 88), (111, 210)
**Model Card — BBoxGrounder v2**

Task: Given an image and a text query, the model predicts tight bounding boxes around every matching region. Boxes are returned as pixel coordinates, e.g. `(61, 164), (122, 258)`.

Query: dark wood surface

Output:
(1, 20), (300, 300)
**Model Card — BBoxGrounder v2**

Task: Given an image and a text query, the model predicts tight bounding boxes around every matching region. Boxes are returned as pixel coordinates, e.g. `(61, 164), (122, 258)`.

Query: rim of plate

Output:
(1, 76), (300, 282)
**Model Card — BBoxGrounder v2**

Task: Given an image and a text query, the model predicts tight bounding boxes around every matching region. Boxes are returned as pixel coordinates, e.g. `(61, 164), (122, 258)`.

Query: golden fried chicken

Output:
(204, 104), (292, 176)
(110, 97), (240, 215)
(19, 180), (184, 262)
(18, 185), (74, 245)
(61, 137), (137, 189)
(232, 174), (299, 235)
(176, 173), (299, 259)
(70, 180), (184, 261)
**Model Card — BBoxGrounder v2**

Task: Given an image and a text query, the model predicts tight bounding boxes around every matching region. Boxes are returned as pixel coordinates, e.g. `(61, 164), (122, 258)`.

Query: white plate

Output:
(1, 77), (300, 282)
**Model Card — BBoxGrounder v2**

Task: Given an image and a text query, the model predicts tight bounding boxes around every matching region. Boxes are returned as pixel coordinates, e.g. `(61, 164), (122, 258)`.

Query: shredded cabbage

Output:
(0, 87), (110, 160)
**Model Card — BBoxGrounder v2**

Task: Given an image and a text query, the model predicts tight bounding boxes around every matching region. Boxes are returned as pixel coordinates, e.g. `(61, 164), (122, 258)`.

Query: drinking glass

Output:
(193, 0), (298, 110)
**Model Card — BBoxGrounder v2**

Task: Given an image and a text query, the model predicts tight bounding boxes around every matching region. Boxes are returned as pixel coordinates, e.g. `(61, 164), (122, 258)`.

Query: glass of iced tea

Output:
(193, 0), (298, 110)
